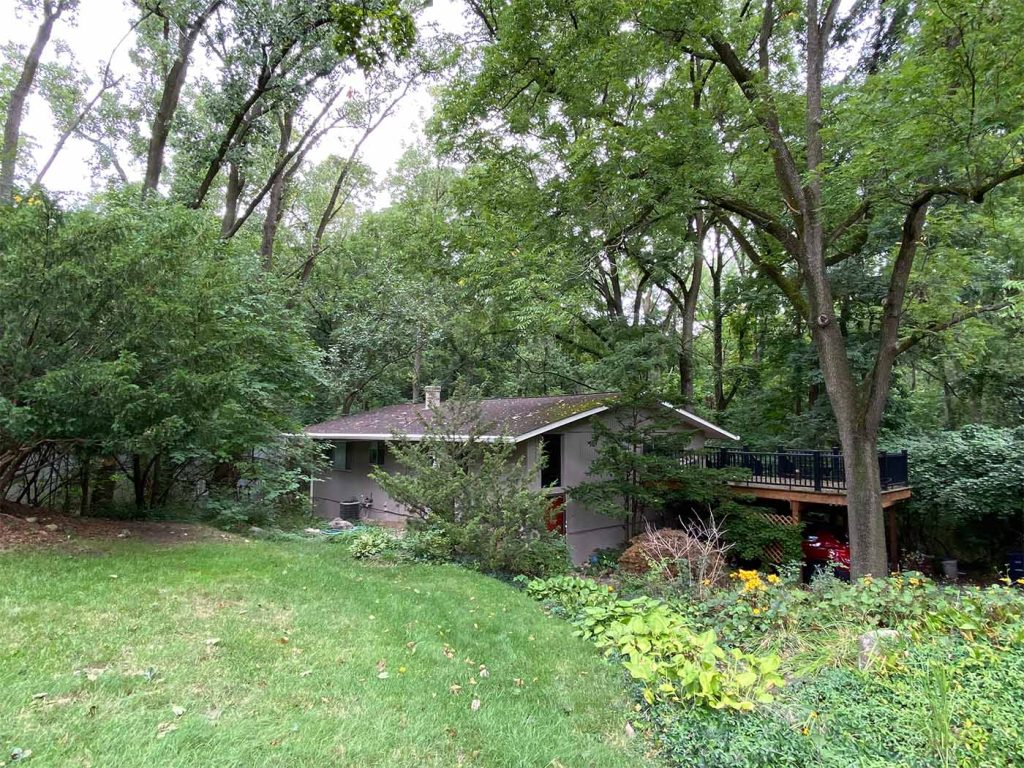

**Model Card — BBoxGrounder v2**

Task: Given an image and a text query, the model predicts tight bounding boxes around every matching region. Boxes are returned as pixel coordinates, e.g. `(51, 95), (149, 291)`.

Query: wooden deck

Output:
(730, 481), (912, 522)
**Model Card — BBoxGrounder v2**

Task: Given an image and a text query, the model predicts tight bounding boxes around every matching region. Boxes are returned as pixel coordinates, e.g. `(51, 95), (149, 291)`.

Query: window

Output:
(540, 433), (563, 488)
(369, 440), (386, 467)
(332, 441), (352, 471)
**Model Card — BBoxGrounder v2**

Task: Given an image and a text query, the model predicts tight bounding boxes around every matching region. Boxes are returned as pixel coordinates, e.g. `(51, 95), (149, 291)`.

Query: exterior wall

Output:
(311, 408), (713, 563)
(311, 440), (413, 528)
(525, 410), (708, 566)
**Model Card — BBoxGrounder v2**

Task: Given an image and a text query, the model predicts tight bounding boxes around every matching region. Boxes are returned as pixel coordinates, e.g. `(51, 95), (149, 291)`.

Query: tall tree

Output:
(0, 0), (75, 202)
(440, 0), (1024, 575)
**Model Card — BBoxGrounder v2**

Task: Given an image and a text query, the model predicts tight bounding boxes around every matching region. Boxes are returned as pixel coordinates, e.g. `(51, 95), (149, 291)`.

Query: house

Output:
(304, 387), (739, 564)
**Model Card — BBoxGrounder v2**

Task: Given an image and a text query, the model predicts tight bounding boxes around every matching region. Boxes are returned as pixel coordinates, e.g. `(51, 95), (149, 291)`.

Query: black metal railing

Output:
(681, 447), (909, 492)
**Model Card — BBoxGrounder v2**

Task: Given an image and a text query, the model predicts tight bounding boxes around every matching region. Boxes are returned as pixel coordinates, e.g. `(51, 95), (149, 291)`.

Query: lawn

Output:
(0, 540), (643, 767)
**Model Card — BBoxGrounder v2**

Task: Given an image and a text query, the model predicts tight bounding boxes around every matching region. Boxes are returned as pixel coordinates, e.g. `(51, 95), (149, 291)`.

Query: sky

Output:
(0, 0), (468, 204)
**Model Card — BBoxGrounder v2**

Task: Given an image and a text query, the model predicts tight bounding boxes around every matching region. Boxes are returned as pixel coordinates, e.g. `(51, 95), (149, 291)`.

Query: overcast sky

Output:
(1, 0), (468, 203)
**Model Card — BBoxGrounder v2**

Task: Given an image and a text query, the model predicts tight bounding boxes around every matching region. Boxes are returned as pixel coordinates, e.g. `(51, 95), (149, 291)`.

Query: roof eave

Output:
(660, 402), (740, 442)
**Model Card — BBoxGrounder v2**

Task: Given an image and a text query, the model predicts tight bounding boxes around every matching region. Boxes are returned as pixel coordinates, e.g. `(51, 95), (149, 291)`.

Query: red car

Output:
(802, 526), (851, 580)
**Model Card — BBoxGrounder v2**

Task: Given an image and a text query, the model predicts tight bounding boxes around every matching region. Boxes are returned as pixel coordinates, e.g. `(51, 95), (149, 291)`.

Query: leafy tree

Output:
(437, 0), (1024, 575)
(570, 392), (741, 536)
(371, 395), (570, 576)
(0, 192), (319, 511)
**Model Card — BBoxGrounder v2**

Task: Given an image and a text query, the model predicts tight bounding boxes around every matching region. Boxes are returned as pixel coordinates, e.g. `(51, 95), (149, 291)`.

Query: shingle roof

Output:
(304, 392), (740, 443)
(305, 393), (616, 442)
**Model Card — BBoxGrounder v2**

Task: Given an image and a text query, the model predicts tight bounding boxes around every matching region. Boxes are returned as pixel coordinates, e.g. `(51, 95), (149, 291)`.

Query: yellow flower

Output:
(861, 575), (873, 585)
(767, 574), (781, 584)
(801, 727), (810, 736)
(909, 577), (922, 587)
(751, 607), (761, 616)
(999, 577), (1011, 585)
(13, 194), (22, 203)
(1016, 578), (1024, 586)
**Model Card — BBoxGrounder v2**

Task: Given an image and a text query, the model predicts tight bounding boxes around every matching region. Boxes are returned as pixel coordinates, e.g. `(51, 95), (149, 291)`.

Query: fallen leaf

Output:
(449, 684), (462, 695)
(171, 705), (185, 717)
(625, 722), (636, 738)
(205, 708), (223, 722)
(31, 692), (47, 700)
(478, 665), (490, 678)
(470, 697), (481, 711)
(299, 670), (312, 677)
(205, 638), (221, 646)
(377, 671), (390, 679)
(10, 747), (32, 762)
(156, 722), (178, 738)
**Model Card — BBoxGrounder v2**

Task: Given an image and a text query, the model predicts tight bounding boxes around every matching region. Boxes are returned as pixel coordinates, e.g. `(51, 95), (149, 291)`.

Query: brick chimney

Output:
(424, 385), (441, 410)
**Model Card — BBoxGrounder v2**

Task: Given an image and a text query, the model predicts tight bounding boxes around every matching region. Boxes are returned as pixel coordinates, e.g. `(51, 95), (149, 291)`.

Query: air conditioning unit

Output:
(338, 500), (362, 522)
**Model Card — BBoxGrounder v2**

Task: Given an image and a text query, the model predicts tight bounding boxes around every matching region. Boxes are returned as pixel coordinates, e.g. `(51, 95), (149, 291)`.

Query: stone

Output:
(328, 517), (354, 530)
(117, 529), (131, 538)
(44, 524), (59, 532)
(858, 629), (900, 669)
(25, 516), (38, 524)
(248, 525), (265, 536)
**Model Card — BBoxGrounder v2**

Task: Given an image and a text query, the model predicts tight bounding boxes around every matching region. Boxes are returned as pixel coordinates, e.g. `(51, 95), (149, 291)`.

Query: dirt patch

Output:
(0, 501), (238, 552)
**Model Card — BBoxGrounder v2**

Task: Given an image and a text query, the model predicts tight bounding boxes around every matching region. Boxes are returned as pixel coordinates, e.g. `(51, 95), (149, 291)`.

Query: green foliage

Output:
(370, 396), (569, 576)
(570, 392), (743, 529)
(521, 576), (785, 712)
(0, 194), (320, 511)
(331, 0), (417, 71)
(520, 574), (618, 616)
(723, 506), (804, 564)
(347, 525), (399, 560)
(898, 426), (1024, 565)
(398, 525), (453, 562)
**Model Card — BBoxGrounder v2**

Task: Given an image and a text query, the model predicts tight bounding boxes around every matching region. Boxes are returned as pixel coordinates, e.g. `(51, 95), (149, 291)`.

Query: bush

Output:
(348, 526), (399, 560)
(521, 576), (784, 712)
(371, 396), (567, 576)
(399, 526), (454, 562)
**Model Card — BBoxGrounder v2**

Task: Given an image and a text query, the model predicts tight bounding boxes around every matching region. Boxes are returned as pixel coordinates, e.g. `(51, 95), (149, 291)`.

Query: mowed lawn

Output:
(0, 541), (642, 767)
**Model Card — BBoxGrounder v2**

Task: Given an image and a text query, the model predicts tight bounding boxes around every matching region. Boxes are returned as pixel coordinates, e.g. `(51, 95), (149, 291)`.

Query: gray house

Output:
(304, 388), (738, 563)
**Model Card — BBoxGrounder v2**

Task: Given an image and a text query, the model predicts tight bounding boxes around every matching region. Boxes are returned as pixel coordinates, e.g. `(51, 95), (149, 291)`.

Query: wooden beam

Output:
(789, 499), (802, 524)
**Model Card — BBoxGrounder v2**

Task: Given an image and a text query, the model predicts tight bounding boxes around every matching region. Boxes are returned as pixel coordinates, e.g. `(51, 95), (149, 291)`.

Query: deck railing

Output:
(681, 447), (909, 492)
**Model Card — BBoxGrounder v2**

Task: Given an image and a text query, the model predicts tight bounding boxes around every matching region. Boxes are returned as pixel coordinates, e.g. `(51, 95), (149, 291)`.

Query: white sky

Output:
(1, 0), (469, 205)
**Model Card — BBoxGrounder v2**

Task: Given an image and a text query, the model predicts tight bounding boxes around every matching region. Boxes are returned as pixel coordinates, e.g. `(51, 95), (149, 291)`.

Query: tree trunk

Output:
(221, 160), (243, 235)
(142, 0), (223, 196)
(132, 454), (147, 511)
(838, 429), (888, 576)
(260, 111), (293, 269)
(1, 0), (61, 202)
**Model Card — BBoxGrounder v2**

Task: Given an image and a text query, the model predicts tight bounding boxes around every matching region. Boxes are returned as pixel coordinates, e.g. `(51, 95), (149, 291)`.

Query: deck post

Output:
(789, 499), (802, 524)
(812, 450), (823, 491)
(887, 504), (900, 572)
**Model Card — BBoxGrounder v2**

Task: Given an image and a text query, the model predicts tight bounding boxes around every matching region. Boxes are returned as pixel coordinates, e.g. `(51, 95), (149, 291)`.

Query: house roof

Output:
(304, 393), (739, 443)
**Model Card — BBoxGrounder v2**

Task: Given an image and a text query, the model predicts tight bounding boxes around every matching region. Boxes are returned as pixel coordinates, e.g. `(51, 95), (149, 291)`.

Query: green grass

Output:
(0, 541), (642, 767)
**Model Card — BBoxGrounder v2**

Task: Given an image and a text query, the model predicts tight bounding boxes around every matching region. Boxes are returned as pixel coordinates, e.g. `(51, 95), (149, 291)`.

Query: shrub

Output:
(521, 575), (617, 616)
(521, 577), (784, 712)
(371, 396), (563, 576)
(398, 526), (454, 562)
(723, 506), (804, 564)
(348, 526), (399, 559)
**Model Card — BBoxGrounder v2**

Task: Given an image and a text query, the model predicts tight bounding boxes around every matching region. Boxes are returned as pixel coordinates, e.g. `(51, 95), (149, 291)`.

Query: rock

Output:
(249, 525), (265, 535)
(328, 517), (354, 530)
(117, 529), (131, 539)
(25, 516), (38, 524)
(858, 629), (900, 669)
(44, 523), (59, 532)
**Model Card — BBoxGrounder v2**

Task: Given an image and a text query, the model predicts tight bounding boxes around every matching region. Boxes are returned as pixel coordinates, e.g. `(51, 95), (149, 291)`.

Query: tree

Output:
(438, 0), (1024, 575)
(570, 391), (742, 536)
(0, 0), (76, 202)
(371, 396), (569, 575)
(0, 192), (319, 511)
